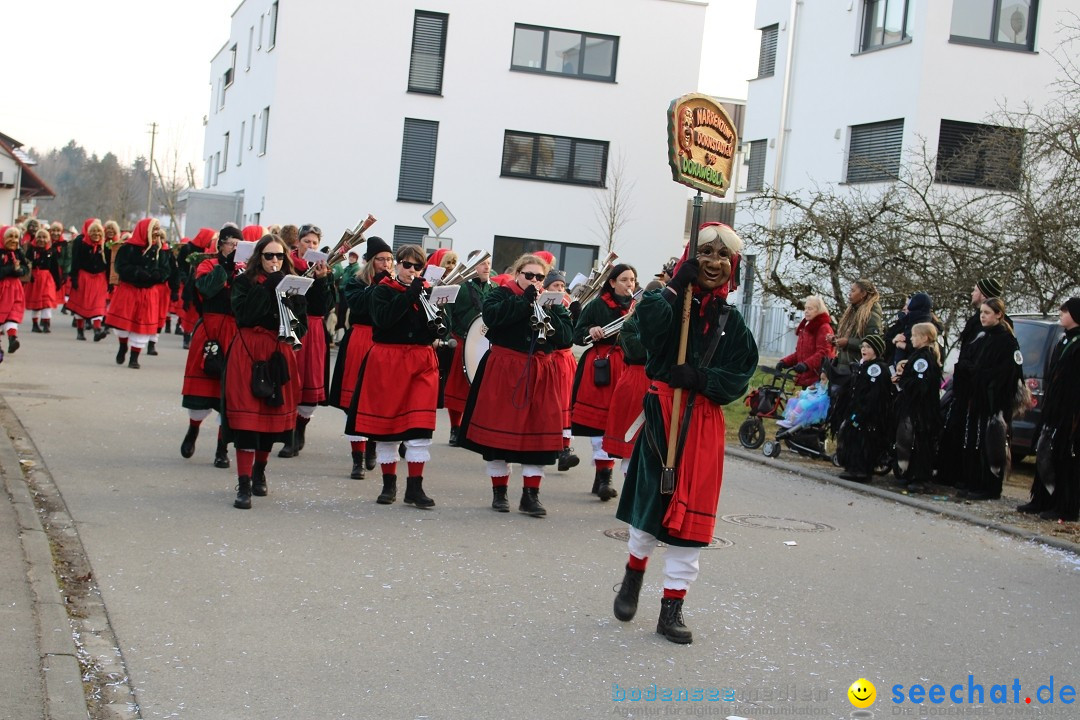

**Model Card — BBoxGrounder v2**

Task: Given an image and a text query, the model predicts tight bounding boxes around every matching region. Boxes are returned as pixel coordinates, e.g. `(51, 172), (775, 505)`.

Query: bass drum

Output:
(462, 315), (490, 383)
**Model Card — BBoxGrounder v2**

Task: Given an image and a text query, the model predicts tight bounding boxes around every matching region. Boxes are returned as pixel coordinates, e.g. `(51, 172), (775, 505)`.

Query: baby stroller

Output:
(761, 380), (838, 464)
(738, 366), (794, 449)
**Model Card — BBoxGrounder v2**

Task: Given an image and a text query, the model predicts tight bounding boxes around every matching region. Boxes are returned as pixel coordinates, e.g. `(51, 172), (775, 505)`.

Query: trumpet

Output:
(438, 250), (491, 287)
(276, 289), (302, 350)
(579, 316), (627, 348)
(530, 298), (556, 339)
(419, 289), (452, 339)
(569, 251), (619, 307)
(303, 214), (377, 278)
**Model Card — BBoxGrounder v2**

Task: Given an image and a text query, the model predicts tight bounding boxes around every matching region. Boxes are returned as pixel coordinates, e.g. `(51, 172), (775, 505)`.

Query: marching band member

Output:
(27, 228), (61, 334)
(443, 251), (497, 446)
(427, 249), (459, 416)
(571, 264), (637, 501)
(458, 254), (574, 516)
(176, 229), (217, 349)
(147, 235), (181, 356)
(223, 234), (307, 509)
(0, 226), (29, 353)
(180, 226), (237, 468)
(279, 224), (334, 458)
(347, 244), (439, 508)
(331, 236), (393, 479)
(601, 312), (649, 482)
(543, 270), (581, 471)
(612, 224), (757, 644)
(67, 218), (110, 342)
(104, 219), (171, 369)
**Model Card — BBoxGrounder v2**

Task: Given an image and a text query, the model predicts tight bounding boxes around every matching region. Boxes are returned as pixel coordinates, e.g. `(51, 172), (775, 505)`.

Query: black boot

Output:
(350, 451), (366, 479)
(364, 442), (378, 471)
(42, 319), (51, 333)
(251, 462), (268, 496)
(519, 487), (547, 517)
(491, 485), (510, 512)
(116, 343), (128, 365)
(128, 348), (141, 369)
(164, 318), (172, 334)
(76, 327), (86, 341)
(404, 476), (435, 508)
(7, 336), (20, 353)
(613, 565), (645, 621)
(596, 468), (617, 501)
(180, 424), (199, 458)
(93, 327), (108, 342)
(295, 417), (309, 452)
(558, 446), (580, 472)
(146, 340), (158, 356)
(656, 598), (693, 644)
(182, 332), (191, 350)
(278, 427), (298, 458)
(377, 474), (397, 504)
(233, 476), (252, 509)
(174, 322), (184, 335)
(31, 320), (42, 333)
(214, 435), (231, 468)
(448, 426), (460, 447)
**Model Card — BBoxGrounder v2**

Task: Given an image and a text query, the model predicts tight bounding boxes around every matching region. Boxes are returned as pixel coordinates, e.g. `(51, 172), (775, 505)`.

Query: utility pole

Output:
(146, 122), (158, 217)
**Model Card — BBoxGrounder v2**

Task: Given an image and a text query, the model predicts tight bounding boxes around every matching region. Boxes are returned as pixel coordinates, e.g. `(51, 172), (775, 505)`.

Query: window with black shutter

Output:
(846, 119), (904, 183)
(408, 11), (448, 94)
(393, 225), (428, 251)
(935, 120), (1023, 190)
(397, 118), (439, 203)
(510, 24), (618, 82)
(757, 25), (778, 78)
(500, 130), (608, 187)
(745, 139), (767, 192)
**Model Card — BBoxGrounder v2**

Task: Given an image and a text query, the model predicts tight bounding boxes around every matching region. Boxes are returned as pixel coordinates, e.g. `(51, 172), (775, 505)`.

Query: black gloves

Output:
(265, 271), (285, 288)
(666, 259), (699, 296)
(406, 275), (425, 299)
(568, 300), (582, 320)
(776, 360), (788, 371)
(668, 363), (707, 392)
(793, 362), (808, 373)
(220, 252), (236, 274)
(523, 284), (539, 304)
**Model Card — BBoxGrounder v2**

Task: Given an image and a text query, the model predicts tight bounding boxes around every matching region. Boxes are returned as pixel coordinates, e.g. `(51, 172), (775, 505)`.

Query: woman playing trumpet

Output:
(104, 218), (172, 369)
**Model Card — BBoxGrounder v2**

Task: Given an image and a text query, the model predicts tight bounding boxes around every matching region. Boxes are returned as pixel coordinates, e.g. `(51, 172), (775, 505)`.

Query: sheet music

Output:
(303, 248), (329, 265)
(234, 241), (257, 264)
(424, 265), (446, 283)
(538, 291), (564, 307)
(429, 285), (460, 306)
(568, 273), (588, 292)
(275, 275), (315, 296)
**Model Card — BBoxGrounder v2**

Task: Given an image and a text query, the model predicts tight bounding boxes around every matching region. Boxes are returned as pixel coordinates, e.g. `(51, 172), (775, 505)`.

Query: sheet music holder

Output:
(424, 265), (446, 283)
(568, 273), (588, 292)
(275, 275), (315, 296)
(538, 291), (564, 307)
(234, 241), (257, 264)
(429, 285), (460, 306)
(303, 248), (329, 265)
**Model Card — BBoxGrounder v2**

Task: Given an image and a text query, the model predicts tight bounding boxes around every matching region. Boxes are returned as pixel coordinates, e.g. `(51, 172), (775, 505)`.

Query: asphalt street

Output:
(2, 326), (1079, 720)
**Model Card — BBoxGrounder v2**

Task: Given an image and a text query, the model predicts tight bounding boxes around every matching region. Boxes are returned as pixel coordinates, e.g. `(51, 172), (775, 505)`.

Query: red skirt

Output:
(169, 283), (185, 317)
(66, 271), (108, 318)
(0, 277), (25, 324)
(571, 345), (626, 434)
(296, 314), (328, 405)
(442, 333), (471, 414)
(330, 324), (374, 411)
(180, 299), (200, 334)
(553, 348), (577, 428)
(157, 283), (172, 327)
(182, 313), (238, 404)
(60, 277), (72, 299)
(461, 345), (564, 461)
(105, 282), (163, 334)
(223, 326), (300, 434)
(350, 343), (438, 440)
(25, 270), (57, 310)
(602, 363), (650, 458)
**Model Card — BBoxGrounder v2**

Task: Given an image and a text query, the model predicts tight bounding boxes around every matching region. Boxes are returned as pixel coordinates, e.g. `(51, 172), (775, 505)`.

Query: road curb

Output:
(727, 447), (1080, 556)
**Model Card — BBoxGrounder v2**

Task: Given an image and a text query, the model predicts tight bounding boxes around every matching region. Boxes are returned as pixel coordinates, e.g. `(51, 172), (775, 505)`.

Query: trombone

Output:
(579, 316), (626, 348)
(569, 251), (618, 307)
(417, 250), (493, 342)
(302, 214), (377, 278)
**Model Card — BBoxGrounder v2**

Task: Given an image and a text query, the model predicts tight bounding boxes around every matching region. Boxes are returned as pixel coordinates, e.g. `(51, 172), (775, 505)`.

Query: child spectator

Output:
(837, 335), (892, 483)
(893, 322), (942, 493)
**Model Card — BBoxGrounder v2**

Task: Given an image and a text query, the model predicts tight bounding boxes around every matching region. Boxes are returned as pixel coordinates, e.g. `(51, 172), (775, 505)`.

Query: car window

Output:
(1013, 321), (1060, 378)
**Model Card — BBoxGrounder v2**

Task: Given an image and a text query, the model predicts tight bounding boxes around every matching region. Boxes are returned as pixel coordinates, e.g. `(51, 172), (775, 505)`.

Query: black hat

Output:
(977, 277), (1003, 299)
(543, 269), (565, 288)
(1063, 297), (1080, 325)
(218, 225), (243, 243)
(862, 334), (886, 358)
(363, 236), (391, 262)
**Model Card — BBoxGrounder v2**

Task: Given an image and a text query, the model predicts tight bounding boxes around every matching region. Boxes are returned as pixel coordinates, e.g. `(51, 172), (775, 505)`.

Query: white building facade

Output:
(203, 0), (708, 280)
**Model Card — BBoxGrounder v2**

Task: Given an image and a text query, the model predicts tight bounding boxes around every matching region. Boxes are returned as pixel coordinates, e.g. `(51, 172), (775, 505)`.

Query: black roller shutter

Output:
(397, 118), (439, 202)
(847, 119), (904, 183)
(408, 12), (448, 94)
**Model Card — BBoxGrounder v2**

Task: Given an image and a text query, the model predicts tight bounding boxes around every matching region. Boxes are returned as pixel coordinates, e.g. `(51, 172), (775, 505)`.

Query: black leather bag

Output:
(202, 340), (224, 377)
(593, 355), (611, 387)
(250, 361), (275, 399)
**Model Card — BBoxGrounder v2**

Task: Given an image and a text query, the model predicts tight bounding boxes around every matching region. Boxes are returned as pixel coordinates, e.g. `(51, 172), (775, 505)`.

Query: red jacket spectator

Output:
(781, 297), (835, 387)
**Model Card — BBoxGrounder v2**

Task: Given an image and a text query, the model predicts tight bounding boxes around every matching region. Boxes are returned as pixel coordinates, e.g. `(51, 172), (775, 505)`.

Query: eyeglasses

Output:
(521, 271), (544, 281)
(262, 252), (286, 260)
(401, 260), (424, 270)
(299, 224), (322, 237)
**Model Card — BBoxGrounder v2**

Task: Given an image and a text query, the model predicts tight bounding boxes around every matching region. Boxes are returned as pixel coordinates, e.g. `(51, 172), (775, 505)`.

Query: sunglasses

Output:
(401, 261), (424, 270)
(521, 271), (544, 281)
(299, 224), (322, 237)
(262, 252), (286, 260)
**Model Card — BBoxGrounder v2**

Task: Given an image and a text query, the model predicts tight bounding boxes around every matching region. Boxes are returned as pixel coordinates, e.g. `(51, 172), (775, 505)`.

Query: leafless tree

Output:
(592, 151), (635, 256)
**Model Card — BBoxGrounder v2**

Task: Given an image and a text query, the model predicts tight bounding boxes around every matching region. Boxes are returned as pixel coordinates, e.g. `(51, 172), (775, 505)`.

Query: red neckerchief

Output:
(601, 292), (633, 317)
(504, 280), (524, 296)
(290, 250), (310, 273)
(379, 274), (429, 310)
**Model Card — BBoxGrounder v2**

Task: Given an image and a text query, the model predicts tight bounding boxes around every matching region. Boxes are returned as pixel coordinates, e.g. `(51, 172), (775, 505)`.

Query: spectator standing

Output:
(777, 295), (835, 388)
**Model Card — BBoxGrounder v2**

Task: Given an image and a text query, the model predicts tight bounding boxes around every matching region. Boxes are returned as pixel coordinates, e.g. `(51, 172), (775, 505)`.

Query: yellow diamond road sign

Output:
(423, 202), (456, 236)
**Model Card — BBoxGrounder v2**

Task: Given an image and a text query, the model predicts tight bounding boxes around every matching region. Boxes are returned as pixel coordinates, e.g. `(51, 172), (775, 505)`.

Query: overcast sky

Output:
(7, 1), (757, 178)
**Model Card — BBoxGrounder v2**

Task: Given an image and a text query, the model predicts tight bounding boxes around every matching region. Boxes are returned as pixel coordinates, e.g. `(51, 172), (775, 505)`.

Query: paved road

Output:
(3, 328), (1079, 719)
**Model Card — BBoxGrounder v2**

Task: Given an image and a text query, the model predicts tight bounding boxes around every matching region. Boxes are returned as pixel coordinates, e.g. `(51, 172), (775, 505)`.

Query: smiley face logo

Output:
(848, 678), (876, 708)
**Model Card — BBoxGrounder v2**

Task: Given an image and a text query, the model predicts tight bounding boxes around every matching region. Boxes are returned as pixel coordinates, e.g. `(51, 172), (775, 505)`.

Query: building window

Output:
(861, 0), (913, 51)
(408, 11), (448, 94)
(217, 79), (226, 110)
(950, 0), (1037, 50)
(756, 25), (778, 78)
(492, 236), (599, 281)
(510, 24), (618, 82)
(249, 114), (256, 149)
(269, 1), (279, 49)
(205, 160), (212, 188)
(221, 132), (230, 173)
(393, 225), (428, 251)
(247, 26), (254, 69)
(936, 119), (1023, 189)
(501, 131), (608, 187)
(238, 122), (245, 166)
(745, 139), (767, 192)
(259, 107), (270, 156)
(213, 152), (220, 186)
(258, 13), (264, 49)
(225, 44), (237, 87)
(846, 119), (904, 183)
(397, 118), (439, 203)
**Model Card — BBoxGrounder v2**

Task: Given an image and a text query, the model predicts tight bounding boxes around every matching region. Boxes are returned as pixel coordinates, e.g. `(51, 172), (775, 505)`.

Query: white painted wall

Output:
(204, 0), (708, 280)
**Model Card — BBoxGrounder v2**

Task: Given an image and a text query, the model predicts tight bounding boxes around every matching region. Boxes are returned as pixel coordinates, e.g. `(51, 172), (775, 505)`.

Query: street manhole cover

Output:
(720, 514), (836, 532)
(602, 528), (733, 549)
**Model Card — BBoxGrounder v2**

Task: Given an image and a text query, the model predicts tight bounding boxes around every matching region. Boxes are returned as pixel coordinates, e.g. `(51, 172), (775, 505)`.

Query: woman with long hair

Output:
(104, 218), (171, 369)
(571, 263), (637, 501)
(459, 254), (574, 516)
(827, 279), (884, 434)
(67, 218), (110, 342)
(222, 234), (306, 509)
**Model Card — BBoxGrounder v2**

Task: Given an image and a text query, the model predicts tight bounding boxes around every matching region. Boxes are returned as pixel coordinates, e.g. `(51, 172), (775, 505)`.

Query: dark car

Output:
(1011, 314), (1066, 460)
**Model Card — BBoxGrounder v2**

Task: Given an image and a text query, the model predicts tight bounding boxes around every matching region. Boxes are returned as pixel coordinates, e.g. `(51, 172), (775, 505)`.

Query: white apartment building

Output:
(202, 0), (708, 280)
(741, 0), (1066, 225)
